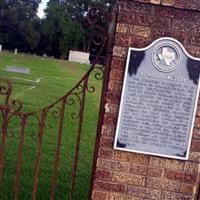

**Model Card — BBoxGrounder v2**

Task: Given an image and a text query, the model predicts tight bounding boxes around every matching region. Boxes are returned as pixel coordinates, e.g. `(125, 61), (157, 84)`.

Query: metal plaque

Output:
(114, 37), (200, 160)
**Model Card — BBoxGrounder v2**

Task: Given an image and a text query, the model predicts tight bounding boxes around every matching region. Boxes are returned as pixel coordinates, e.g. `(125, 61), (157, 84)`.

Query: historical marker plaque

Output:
(114, 37), (200, 160)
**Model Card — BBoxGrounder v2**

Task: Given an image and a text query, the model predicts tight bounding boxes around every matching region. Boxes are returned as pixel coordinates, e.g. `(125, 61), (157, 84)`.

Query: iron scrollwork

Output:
(0, 79), (23, 113)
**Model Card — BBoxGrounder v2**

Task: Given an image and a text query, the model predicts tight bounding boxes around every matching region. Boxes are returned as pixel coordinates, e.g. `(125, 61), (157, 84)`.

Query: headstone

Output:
(68, 50), (90, 65)
(114, 37), (200, 160)
(43, 53), (47, 58)
(0, 45), (2, 52)
(5, 66), (30, 74)
(14, 49), (18, 55)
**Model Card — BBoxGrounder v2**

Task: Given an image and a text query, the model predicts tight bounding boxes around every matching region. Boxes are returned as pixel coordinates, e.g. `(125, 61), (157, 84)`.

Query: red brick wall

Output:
(91, 1), (200, 199)
(129, 0), (200, 11)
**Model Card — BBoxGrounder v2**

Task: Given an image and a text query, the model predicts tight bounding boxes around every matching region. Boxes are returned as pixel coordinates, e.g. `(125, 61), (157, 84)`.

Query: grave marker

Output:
(5, 66), (30, 74)
(14, 49), (18, 55)
(68, 50), (90, 64)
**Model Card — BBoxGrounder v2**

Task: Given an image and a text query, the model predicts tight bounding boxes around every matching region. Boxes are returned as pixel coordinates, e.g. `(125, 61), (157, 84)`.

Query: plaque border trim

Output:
(113, 37), (200, 160)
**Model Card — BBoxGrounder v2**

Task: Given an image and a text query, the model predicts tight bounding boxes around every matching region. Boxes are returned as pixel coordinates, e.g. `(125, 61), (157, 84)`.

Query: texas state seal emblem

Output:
(152, 44), (180, 73)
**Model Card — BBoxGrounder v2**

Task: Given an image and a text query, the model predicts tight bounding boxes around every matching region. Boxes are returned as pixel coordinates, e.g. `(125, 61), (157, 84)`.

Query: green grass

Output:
(0, 51), (102, 200)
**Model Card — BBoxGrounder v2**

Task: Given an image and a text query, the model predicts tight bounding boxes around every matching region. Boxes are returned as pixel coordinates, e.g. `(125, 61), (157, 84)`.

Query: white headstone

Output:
(68, 50), (90, 65)
(14, 49), (18, 55)
(0, 45), (2, 52)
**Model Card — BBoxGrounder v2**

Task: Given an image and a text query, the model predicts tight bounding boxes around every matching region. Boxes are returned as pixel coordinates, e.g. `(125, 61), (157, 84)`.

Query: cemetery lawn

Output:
(0, 51), (102, 199)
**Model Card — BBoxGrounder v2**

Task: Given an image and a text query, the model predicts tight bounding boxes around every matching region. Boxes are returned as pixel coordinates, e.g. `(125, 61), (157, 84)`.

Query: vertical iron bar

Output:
(14, 115), (27, 200)
(89, 5), (118, 199)
(68, 78), (88, 200)
(50, 99), (66, 200)
(32, 110), (47, 200)
(0, 110), (9, 187)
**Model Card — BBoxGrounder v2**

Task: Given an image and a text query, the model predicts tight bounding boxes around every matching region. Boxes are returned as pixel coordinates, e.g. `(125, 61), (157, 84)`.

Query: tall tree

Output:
(61, 0), (117, 52)
(62, 0), (117, 24)
(40, 0), (84, 58)
(0, 0), (41, 51)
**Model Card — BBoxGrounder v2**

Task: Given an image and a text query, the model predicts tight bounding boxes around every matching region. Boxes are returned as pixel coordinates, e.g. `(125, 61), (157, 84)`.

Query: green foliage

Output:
(39, 0), (85, 58)
(62, 0), (117, 23)
(0, 0), (41, 51)
(60, 0), (117, 52)
(0, 0), (117, 57)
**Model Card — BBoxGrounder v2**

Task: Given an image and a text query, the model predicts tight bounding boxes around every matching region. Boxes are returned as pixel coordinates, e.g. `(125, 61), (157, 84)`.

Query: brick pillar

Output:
(91, 1), (200, 199)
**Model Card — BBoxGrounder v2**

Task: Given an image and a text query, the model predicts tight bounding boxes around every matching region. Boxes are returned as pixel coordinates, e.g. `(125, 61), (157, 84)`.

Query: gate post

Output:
(89, 4), (118, 199)
(90, 0), (200, 199)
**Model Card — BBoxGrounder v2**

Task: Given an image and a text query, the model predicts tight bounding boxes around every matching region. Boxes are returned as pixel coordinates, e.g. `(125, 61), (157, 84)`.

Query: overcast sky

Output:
(37, 0), (49, 18)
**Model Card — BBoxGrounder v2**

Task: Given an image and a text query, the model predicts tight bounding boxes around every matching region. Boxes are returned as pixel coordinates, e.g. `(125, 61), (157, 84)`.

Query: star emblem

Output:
(157, 47), (176, 66)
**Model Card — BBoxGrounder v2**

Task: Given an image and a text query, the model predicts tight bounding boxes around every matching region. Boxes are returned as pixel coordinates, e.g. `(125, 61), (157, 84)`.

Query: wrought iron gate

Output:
(0, 7), (117, 200)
